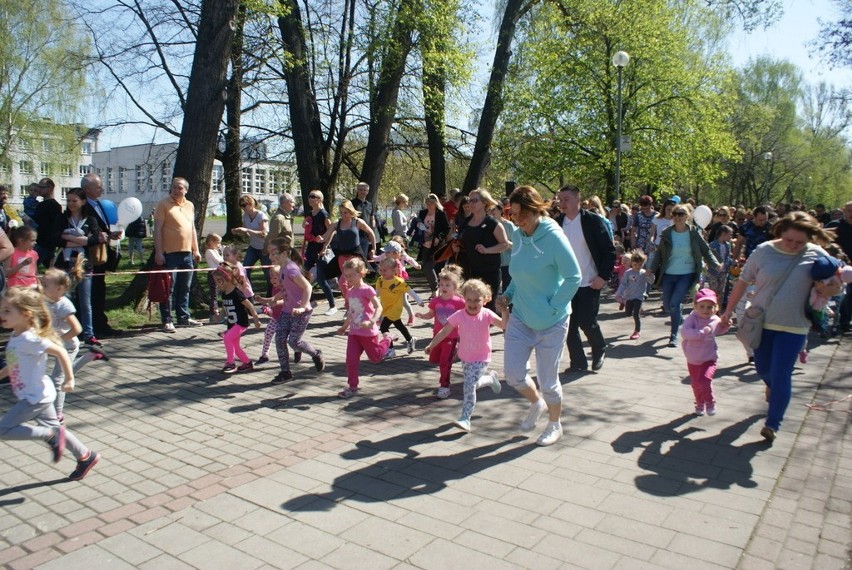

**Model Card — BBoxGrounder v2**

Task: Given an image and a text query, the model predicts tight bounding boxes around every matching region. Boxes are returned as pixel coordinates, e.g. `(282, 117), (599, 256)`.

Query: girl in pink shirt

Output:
(416, 264), (465, 400)
(5, 226), (40, 288)
(681, 288), (730, 416)
(336, 257), (395, 398)
(425, 279), (508, 432)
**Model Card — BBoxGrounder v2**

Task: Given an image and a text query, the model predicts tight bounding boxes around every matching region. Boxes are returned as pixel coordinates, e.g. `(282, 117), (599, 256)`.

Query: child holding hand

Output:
(424, 279), (507, 432)
(680, 288), (730, 416)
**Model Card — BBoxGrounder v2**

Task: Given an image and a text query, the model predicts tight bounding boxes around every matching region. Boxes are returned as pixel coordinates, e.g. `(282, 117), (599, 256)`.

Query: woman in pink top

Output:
(425, 279), (508, 432)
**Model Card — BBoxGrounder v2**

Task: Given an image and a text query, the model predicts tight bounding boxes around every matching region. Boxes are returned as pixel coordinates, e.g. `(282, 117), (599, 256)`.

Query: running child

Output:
(5, 226), (40, 288)
(680, 288), (730, 416)
(416, 264), (465, 399)
(261, 238), (325, 384)
(336, 257), (396, 398)
(214, 261), (261, 374)
(223, 244), (254, 299)
(0, 287), (99, 481)
(372, 238), (422, 324)
(424, 278), (508, 432)
(615, 250), (654, 339)
(376, 257), (423, 354)
(204, 233), (224, 322)
(254, 264), (284, 367)
(42, 268), (108, 423)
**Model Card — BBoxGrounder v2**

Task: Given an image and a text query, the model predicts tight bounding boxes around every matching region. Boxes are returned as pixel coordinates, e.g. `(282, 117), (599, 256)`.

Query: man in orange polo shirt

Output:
(154, 177), (202, 332)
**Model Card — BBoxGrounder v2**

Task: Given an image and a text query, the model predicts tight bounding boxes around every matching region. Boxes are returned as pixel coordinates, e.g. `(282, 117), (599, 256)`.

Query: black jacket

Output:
(417, 208), (450, 245)
(553, 210), (616, 281)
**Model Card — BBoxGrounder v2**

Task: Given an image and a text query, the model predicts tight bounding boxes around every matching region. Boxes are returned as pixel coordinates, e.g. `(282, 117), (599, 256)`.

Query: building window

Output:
(82, 141), (92, 155)
(0, 161), (10, 175)
(106, 167), (113, 192)
(242, 168), (252, 193)
(79, 164), (91, 176)
(61, 164), (73, 176)
(40, 162), (51, 176)
(19, 160), (33, 174)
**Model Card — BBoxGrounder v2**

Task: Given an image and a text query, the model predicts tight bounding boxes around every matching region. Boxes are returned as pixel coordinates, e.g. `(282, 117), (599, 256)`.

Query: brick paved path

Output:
(0, 289), (849, 569)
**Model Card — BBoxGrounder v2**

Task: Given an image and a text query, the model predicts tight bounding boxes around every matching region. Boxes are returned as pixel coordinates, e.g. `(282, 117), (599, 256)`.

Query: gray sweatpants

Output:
(0, 400), (89, 460)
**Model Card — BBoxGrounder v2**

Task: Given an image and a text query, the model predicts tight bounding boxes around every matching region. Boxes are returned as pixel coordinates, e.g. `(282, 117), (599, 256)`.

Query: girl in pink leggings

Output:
(680, 288), (730, 416)
(214, 262), (261, 374)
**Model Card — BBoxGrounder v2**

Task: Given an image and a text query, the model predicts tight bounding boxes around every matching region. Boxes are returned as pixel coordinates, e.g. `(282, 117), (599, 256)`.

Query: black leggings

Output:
(380, 317), (412, 342)
(625, 299), (643, 331)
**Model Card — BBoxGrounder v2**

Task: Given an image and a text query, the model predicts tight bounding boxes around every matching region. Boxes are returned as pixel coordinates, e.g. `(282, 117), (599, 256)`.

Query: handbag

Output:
(88, 242), (108, 265)
(736, 251), (804, 349)
(147, 267), (172, 304)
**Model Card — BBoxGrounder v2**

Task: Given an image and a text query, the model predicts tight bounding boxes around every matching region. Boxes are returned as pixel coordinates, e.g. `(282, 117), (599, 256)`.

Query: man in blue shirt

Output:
(736, 206), (771, 259)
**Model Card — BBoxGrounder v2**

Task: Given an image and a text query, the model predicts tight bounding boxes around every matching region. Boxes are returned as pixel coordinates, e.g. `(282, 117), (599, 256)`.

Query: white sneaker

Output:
(520, 399), (547, 432)
(436, 386), (451, 399)
(487, 370), (501, 394)
(325, 306), (338, 316)
(383, 347), (396, 360)
(162, 322), (176, 333)
(536, 421), (563, 447)
(454, 417), (471, 432)
(406, 338), (416, 354)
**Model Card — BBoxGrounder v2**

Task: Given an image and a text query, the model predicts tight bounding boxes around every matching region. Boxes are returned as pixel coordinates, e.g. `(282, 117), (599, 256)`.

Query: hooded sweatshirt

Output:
(504, 217), (581, 330)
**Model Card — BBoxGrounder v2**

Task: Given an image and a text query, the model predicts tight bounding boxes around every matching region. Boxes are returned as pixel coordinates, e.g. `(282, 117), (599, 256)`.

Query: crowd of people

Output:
(0, 172), (850, 480)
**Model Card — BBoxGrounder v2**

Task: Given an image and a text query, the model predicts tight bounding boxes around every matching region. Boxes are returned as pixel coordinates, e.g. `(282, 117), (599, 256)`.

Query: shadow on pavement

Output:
(0, 477), (70, 504)
(281, 426), (531, 512)
(611, 413), (768, 497)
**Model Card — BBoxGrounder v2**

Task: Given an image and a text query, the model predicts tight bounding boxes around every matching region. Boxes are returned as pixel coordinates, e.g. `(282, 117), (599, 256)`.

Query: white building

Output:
(0, 125), (99, 204)
(91, 142), (298, 216)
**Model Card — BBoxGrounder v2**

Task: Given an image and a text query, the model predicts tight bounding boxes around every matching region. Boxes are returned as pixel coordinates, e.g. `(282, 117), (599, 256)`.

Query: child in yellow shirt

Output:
(375, 257), (423, 353)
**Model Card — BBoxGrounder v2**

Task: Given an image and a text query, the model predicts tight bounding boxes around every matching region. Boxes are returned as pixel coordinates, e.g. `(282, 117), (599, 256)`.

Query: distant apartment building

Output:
(91, 141), (298, 216)
(0, 125), (99, 204)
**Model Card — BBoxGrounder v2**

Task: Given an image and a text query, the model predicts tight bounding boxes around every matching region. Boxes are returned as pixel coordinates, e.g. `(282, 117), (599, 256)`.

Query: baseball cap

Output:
(694, 288), (718, 305)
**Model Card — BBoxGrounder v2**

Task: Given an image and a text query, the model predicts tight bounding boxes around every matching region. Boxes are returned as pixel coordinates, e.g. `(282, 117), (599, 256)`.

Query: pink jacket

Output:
(680, 313), (730, 365)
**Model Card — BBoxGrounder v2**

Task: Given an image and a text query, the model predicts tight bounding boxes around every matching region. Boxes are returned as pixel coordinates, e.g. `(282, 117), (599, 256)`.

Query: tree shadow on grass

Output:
(281, 425), (531, 512)
(611, 413), (767, 497)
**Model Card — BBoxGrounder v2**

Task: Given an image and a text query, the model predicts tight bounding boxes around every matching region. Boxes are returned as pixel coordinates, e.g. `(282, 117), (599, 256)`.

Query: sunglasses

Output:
(309, 195), (321, 199)
(673, 212), (688, 217)
(469, 197), (481, 203)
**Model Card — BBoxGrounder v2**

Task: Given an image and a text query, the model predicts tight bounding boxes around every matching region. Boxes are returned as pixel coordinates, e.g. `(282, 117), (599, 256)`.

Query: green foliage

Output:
(0, 0), (90, 163)
(492, 0), (739, 202)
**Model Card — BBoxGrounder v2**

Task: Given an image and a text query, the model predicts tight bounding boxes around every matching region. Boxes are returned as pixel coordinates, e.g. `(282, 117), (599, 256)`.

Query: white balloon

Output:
(117, 197), (143, 227)
(7, 219), (19, 229)
(693, 205), (713, 229)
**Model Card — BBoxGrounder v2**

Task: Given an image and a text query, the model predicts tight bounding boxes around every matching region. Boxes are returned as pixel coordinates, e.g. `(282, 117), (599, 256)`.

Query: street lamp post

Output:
(762, 151), (773, 206)
(612, 50), (630, 203)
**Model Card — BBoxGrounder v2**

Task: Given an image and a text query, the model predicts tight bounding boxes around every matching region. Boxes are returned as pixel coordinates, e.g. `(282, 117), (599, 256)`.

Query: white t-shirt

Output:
(6, 330), (57, 405)
(205, 247), (224, 269)
(48, 296), (80, 352)
(652, 217), (673, 246)
(242, 211), (269, 250)
(562, 215), (597, 287)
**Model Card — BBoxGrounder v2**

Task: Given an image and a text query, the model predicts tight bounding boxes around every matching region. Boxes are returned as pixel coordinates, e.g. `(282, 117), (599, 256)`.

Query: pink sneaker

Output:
(629, 331), (640, 340)
(798, 351), (808, 364)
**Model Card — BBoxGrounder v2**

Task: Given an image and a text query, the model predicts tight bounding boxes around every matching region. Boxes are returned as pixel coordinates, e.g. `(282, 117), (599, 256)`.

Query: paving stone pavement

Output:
(0, 289), (849, 569)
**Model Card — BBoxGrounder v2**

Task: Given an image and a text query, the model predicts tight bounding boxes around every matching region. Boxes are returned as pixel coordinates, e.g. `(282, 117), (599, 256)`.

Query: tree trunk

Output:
(359, 0), (417, 205)
(462, 0), (528, 193)
(278, 0), (329, 210)
(422, 36), (448, 199)
(223, 5), (245, 237)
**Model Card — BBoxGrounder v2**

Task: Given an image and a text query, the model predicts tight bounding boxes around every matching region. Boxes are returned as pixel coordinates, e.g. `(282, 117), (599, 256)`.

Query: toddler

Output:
(680, 288), (730, 416)
(22, 184), (39, 229)
(214, 261), (261, 373)
(375, 257), (423, 354)
(205, 233), (224, 322)
(615, 250), (653, 339)
(424, 279), (507, 432)
(336, 258), (396, 398)
(417, 265), (466, 399)
(5, 226), (40, 288)
(223, 244), (254, 299)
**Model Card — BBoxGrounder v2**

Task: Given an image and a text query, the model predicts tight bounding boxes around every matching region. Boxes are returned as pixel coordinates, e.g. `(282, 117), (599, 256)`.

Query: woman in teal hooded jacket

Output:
(497, 186), (581, 447)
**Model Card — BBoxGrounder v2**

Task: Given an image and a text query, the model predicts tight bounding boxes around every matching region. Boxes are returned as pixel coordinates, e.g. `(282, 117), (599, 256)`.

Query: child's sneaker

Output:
(486, 370), (501, 394)
(383, 347), (396, 360)
(406, 338), (416, 354)
(407, 315), (414, 326)
(49, 425), (65, 463)
(436, 386), (451, 400)
(68, 451), (100, 481)
(706, 405), (717, 416)
(338, 386), (359, 399)
(237, 361), (254, 373)
(271, 370), (292, 384)
(89, 345), (110, 362)
(312, 350), (325, 372)
(694, 404), (705, 416)
(294, 351), (302, 363)
(255, 355), (269, 365)
(222, 363), (237, 374)
(629, 330), (640, 340)
(454, 417), (471, 432)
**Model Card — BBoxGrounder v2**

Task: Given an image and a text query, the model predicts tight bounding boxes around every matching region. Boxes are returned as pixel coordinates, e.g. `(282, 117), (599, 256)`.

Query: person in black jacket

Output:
(417, 194), (450, 295)
(33, 178), (64, 268)
(554, 185), (616, 372)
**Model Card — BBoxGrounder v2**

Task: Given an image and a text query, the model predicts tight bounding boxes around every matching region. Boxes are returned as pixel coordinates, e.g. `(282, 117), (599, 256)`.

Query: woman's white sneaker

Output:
(536, 421), (563, 446)
(520, 399), (547, 432)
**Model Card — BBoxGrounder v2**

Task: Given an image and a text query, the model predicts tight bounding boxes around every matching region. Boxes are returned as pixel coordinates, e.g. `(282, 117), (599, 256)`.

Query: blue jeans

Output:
(160, 252), (194, 323)
(243, 246), (271, 295)
(304, 242), (335, 307)
(73, 272), (94, 340)
(504, 314), (569, 405)
(753, 329), (806, 432)
(661, 272), (695, 341)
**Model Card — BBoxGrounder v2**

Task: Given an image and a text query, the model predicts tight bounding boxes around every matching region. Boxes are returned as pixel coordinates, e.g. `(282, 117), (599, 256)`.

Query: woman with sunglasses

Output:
(647, 206), (721, 347)
(455, 189), (511, 307)
(232, 196), (270, 293)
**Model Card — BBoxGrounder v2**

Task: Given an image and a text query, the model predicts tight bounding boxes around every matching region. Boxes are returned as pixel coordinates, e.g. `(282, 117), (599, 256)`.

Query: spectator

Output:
(125, 216), (147, 265)
(0, 185), (22, 233)
(736, 206), (772, 259)
(232, 195), (269, 293)
(628, 195), (658, 254)
(391, 194), (409, 238)
(554, 185), (616, 372)
(154, 177), (202, 333)
(32, 179), (63, 268)
(265, 193), (295, 251)
(417, 194), (450, 295)
(351, 182), (377, 257)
